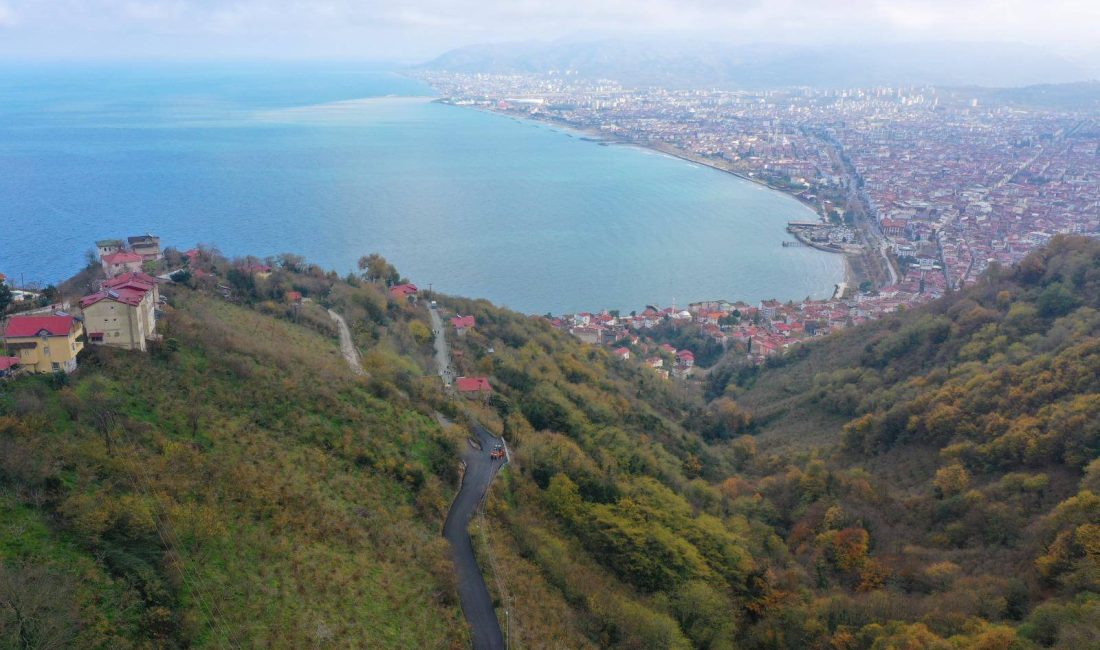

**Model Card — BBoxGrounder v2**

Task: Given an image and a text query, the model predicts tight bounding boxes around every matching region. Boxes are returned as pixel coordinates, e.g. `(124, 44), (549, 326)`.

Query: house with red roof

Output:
(101, 250), (144, 278)
(80, 272), (159, 352)
(105, 271), (160, 304)
(612, 347), (631, 360)
(676, 349), (695, 367)
(455, 376), (492, 399)
(451, 315), (476, 336)
(389, 283), (419, 302)
(2, 314), (84, 373)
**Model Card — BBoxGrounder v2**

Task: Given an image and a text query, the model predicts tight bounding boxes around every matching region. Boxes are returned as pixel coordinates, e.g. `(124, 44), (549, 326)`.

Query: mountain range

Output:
(417, 38), (1098, 89)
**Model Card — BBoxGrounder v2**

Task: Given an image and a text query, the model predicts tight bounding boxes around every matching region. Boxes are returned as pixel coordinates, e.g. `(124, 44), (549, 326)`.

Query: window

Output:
(51, 362), (59, 371)
(42, 346), (50, 356)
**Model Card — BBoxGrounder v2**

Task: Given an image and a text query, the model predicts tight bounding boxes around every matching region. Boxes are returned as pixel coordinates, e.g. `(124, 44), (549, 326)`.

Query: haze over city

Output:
(0, 0), (1098, 69)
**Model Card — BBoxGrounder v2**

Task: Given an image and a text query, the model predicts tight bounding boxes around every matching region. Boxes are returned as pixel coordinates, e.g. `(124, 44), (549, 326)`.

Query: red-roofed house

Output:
(455, 376), (491, 398)
(286, 291), (303, 304)
(389, 283), (419, 301)
(80, 274), (158, 352)
(612, 347), (631, 360)
(676, 350), (695, 367)
(2, 315), (84, 373)
(105, 271), (160, 304)
(102, 250), (144, 277)
(451, 315), (476, 336)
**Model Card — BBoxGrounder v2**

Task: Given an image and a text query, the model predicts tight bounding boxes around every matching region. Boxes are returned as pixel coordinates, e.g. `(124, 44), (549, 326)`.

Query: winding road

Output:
(431, 303), (508, 650)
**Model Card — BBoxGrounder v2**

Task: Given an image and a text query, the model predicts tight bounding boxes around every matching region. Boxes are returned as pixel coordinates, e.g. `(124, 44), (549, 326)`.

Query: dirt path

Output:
(327, 309), (366, 376)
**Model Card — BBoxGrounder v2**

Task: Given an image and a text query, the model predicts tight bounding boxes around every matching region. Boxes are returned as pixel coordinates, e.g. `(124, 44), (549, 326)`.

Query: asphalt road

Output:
(431, 303), (507, 650)
(442, 420), (508, 650)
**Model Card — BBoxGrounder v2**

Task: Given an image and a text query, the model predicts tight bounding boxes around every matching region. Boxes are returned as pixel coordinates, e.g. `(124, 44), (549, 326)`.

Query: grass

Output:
(1, 287), (469, 648)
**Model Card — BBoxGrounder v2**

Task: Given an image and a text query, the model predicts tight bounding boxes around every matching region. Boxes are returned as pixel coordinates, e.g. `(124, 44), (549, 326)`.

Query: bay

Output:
(0, 64), (844, 314)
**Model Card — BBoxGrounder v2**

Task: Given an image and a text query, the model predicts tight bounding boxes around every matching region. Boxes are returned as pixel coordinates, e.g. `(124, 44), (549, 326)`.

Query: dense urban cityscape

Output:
(419, 71), (1100, 366)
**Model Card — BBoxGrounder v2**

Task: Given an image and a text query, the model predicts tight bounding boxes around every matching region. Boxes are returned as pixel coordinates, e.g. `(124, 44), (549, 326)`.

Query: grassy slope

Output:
(1, 288), (467, 648)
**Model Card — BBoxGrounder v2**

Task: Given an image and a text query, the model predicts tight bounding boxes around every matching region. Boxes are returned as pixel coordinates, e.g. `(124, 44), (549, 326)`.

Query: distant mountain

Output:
(416, 38), (1096, 89)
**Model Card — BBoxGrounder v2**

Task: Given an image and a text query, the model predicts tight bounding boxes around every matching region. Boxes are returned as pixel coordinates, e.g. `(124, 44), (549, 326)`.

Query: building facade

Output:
(80, 272), (159, 351)
(2, 314), (85, 373)
(127, 235), (162, 261)
(102, 251), (144, 277)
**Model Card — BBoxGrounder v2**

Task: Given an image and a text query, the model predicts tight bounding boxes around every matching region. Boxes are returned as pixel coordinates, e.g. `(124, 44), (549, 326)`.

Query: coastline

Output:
(442, 100), (857, 288)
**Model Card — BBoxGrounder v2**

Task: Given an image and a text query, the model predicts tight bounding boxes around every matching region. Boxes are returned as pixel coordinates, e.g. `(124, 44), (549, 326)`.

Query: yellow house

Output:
(2, 314), (84, 373)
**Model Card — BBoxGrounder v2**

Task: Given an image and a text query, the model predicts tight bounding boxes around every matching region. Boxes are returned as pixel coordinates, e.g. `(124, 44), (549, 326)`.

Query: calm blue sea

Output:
(0, 63), (844, 314)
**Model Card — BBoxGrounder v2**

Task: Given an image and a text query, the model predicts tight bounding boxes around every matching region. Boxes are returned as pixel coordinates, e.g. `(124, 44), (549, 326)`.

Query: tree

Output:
(934, 463), (971, 498)
(0, 563), (79, 649)
(37, 285), (59, 307)
(169, 269), (191, 285)
(358, 253), (399, 285)
(1036, 282), (1078, 318)
(0, 283), (11, 313)
(409, 320), (432, 346)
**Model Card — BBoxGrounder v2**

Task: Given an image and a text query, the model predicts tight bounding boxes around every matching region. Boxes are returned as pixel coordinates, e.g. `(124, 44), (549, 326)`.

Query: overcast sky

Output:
(0, 0), (1097, 62)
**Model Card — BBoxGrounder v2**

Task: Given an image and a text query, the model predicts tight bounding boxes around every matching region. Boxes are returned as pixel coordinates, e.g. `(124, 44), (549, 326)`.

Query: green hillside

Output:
(3, 237), (1099, 648)
(1, 255), (467, 648)
(434, 236), (1100, 648)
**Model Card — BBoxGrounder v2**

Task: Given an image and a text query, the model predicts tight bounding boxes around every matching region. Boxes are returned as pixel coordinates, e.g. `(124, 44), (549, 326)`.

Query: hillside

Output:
(428, 236), (1100, 648)
(3, 237), (1099, 648)
(703, 235), (1100, 646)
(1, 252), (468, 648)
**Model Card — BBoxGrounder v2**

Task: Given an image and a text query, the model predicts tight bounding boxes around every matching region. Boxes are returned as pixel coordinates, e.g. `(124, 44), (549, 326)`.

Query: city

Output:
(418, 71), (1100, 364)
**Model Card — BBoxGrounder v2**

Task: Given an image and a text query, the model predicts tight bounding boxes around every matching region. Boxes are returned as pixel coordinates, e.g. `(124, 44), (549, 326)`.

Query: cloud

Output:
(0, 0), (1097, 59)
(0, 2), (15, 27)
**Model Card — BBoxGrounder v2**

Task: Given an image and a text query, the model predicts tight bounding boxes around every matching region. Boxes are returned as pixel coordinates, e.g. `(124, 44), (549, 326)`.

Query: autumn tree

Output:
(0, 563), (79, 650)
(358, 253), (399, 285)
(934, 463), (971, 498)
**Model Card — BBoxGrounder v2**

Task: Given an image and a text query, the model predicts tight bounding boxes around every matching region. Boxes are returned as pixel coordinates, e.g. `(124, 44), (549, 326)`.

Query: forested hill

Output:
(702, 234), (1100, 646)
(2, 237), (1099, 648)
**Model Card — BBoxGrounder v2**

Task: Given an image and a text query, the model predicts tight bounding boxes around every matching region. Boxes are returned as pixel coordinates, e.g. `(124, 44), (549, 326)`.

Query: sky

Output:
(0, 0), (1098, 62)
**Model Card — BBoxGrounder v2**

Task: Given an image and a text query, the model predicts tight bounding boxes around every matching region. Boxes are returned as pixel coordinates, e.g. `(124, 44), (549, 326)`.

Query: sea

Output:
(0, 63), (845, 314)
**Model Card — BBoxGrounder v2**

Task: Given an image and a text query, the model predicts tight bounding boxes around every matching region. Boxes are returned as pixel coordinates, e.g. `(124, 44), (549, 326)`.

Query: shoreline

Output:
(442, 100), (857, 288)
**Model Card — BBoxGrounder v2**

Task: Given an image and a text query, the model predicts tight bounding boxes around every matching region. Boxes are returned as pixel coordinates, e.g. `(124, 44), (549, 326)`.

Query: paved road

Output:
(442, 419), (508, 650)
(430, 303), (507, 650)
(328, 309), (366, 376)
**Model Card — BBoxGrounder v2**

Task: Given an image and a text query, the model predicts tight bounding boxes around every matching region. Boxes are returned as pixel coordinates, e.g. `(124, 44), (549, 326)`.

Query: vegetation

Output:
(3, 236), (1099, 648)
(1, 252), (466, 648)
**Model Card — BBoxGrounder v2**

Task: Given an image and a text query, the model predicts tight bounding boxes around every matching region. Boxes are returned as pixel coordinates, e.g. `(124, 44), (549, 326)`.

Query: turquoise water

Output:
(0, 64), (844, 314)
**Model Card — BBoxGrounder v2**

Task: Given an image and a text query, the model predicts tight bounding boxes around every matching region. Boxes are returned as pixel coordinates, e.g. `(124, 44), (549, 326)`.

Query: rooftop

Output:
(3, 314), (77, 338)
